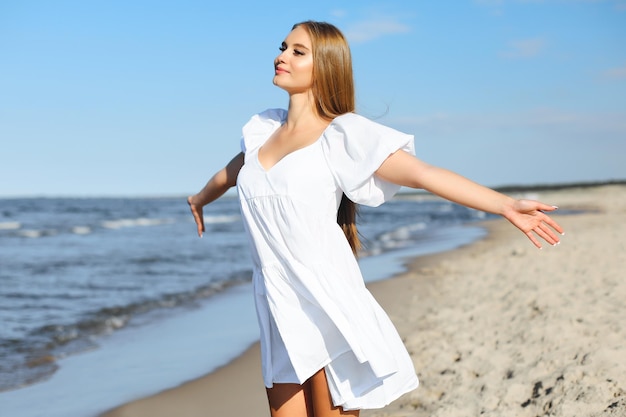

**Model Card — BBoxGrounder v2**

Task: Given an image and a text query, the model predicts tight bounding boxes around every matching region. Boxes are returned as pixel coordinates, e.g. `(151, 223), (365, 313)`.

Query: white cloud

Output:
(343, 17), (411, 44)
(500, 37), (546, 59)
(602, 64), (626, 80)
(330, 9), (347, 18)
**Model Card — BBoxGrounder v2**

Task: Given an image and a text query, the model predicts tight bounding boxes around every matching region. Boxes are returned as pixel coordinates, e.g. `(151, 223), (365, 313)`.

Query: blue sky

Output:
(1, 0), (625, 197)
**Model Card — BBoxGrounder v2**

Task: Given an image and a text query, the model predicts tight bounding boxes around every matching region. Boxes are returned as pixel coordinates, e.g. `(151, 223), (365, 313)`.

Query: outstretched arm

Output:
(376, 150), (564, 248)
(187, 152), (244, 237)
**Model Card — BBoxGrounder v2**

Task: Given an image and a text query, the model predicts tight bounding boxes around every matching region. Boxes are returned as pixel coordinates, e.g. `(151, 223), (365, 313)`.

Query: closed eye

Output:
(278, 42), (309, 56)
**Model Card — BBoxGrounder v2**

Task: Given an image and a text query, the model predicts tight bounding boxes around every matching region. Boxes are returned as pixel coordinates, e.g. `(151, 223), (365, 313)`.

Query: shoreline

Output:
(0, 208), (488, 417)
(100, 184), (626, 417)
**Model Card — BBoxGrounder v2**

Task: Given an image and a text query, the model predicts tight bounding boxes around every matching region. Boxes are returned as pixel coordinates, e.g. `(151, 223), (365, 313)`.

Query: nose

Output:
(276, 49), (288, 64)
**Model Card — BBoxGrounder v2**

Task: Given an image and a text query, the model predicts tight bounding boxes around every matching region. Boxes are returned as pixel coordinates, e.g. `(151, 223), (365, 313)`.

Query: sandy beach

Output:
(101, 183), (625, 417)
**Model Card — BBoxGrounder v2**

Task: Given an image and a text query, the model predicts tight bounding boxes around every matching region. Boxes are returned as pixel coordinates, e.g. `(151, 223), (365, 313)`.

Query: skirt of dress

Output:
(264, 294), (419, 410)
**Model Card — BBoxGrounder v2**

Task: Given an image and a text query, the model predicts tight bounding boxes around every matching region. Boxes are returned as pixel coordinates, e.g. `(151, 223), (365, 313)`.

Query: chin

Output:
(272, 79), (289, 91)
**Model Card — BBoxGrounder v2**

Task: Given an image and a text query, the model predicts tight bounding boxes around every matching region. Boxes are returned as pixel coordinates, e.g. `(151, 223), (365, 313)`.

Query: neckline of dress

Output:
(256, 119), (334, 173)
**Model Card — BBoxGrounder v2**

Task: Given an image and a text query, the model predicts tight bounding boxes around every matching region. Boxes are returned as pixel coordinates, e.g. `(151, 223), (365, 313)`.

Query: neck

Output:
(284, 91), (325, 130)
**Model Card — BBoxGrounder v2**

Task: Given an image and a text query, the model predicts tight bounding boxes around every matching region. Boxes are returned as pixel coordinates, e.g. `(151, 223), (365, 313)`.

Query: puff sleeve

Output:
(321, 113), (415, 207)
(240, 108), (287, 154)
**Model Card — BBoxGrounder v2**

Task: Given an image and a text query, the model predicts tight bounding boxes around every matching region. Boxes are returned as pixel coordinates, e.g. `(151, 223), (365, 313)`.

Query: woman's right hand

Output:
(186, 152), (245, 238)
(187, 195), (205, 238)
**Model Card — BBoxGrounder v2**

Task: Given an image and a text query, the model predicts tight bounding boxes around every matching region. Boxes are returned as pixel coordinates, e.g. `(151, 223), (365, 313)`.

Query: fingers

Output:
(193, 210), (205, 238)
(190, 207), (204, 236)
(526, 231), (542, 249)
(187, 196), (205, 238)
(527, 218), (564, 249)
(192, 212), (204, 238)
(535, 207), (565, 244)
(525, 223), (551, 248)
(511, 199), (566, 249)
(537, 203), (559, 213)
(535, 222), (559, 246)
(530, 201), (566, 247)
(526, 228), (555, 249)
(542, 214), (564, 235)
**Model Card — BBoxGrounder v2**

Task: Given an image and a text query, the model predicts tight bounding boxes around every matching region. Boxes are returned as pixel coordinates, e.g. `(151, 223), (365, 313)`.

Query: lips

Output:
(275, 66), (289, 74)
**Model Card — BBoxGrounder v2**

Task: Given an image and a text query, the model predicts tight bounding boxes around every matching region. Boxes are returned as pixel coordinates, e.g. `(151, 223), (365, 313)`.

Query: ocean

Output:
(0, 194), (492, 416)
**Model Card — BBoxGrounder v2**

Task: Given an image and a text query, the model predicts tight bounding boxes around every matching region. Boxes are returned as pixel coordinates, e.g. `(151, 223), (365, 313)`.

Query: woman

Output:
(187, 21), (563, 417)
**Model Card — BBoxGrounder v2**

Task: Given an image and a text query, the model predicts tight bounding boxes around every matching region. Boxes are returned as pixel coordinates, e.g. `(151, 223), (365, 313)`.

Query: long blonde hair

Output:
(293, 21), (361, 254)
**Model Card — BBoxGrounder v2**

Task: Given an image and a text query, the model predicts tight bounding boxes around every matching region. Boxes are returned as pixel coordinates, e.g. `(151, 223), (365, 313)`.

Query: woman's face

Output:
(273, 25), (314, 94)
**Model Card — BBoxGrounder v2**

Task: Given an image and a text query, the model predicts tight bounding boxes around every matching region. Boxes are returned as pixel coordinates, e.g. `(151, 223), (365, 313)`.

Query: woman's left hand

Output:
(503, 200), (564, 248)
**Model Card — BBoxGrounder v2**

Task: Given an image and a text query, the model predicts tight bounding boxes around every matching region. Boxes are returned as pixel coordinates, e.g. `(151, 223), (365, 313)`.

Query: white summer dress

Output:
(236, 108), (420, 410)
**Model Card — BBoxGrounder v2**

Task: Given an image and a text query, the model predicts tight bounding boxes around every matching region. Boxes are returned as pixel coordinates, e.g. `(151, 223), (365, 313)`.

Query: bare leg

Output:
(266, 381), (314, 417)
(309, 368), (360, 417)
